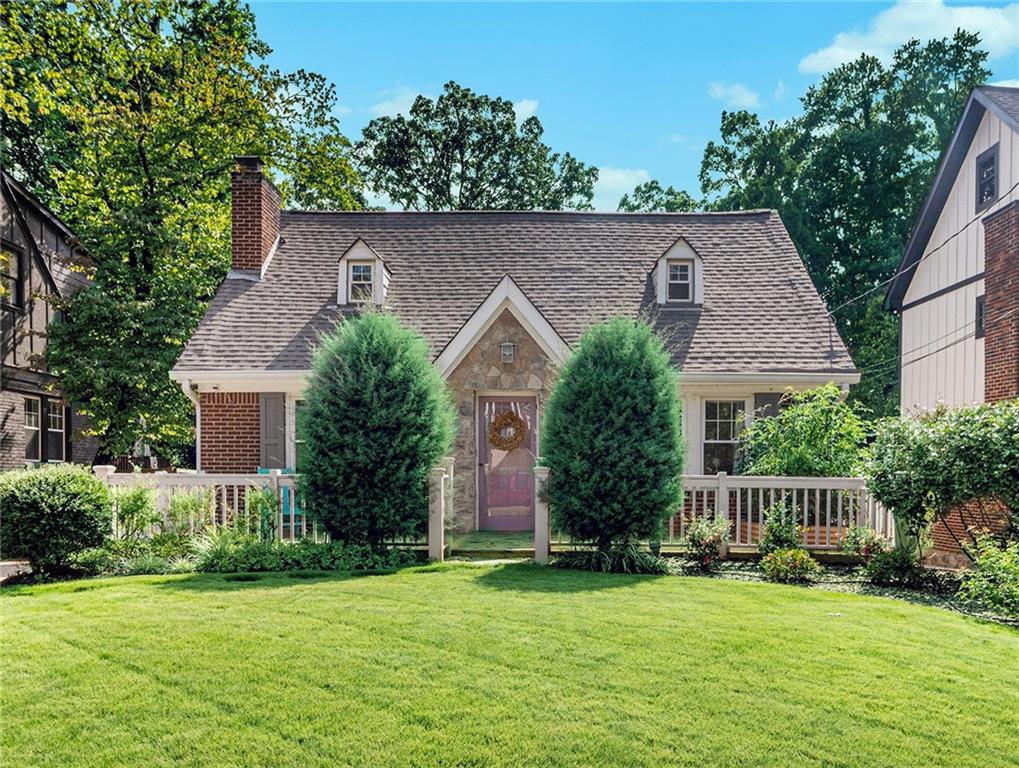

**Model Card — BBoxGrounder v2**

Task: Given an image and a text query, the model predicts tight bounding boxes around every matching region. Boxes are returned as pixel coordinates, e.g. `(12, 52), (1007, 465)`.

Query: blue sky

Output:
(251, 1), (1019, 209)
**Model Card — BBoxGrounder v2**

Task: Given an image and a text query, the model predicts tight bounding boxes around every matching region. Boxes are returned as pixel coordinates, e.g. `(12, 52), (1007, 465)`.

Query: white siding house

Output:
(888, 86), (1019, 411)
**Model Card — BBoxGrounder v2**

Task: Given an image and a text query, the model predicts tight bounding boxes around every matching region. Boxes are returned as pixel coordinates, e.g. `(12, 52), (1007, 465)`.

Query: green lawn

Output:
(2, 564), (1017, 768)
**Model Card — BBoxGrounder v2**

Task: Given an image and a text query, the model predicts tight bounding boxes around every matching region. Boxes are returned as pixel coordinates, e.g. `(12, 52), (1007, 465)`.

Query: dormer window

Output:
(349, 263), (373, 303)
(976, 144), (998, 212)
(667, 260), (692, 302)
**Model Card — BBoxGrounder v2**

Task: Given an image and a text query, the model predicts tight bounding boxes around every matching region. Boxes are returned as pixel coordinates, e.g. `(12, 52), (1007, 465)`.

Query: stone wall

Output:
(445, 309), (559, 531)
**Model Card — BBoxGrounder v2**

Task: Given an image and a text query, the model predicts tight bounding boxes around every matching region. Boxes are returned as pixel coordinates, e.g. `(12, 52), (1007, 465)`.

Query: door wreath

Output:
(488, 410), (527, 452)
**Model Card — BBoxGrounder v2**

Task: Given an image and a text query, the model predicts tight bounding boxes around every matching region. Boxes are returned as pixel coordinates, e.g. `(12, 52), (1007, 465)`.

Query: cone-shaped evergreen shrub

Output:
(542, 318), (683, 550)
(299, 313), (456, 548)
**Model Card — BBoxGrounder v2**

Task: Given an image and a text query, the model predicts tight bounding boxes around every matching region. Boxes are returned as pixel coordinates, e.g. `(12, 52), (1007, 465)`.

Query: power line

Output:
(856, 306), (1018, 376)
(825, 179), (1019, 317)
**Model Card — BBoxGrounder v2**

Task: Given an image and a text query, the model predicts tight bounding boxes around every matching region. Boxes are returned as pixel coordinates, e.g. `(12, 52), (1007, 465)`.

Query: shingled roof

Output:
(173, 209), (855, 378)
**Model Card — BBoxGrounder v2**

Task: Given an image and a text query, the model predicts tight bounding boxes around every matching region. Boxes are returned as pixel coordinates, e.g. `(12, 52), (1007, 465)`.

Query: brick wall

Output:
(231, 156), (280, 272)
(928, 500), (1011, 569)
(198, 392), (260, 472)
(983, 200), (1018, 402)
(0, 390), (25, 471)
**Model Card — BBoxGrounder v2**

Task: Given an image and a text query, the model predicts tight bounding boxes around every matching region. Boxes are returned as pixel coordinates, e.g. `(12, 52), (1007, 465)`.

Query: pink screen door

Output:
(477, 396), (537, 532)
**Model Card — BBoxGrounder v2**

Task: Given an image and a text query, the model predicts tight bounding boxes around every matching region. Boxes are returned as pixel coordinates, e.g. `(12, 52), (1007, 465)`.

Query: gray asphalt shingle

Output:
(173, 209), (855, 376)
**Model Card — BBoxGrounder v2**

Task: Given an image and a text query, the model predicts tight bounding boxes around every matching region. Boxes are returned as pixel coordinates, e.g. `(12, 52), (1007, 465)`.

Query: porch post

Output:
(716, 471), (730, 556)
(533, 465), (550, 564)
(428, 465), (447, 562)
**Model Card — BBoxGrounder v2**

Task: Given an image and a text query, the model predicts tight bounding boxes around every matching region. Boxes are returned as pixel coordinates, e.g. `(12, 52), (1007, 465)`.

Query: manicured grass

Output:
(449, 529), (534, 551)
(3, 564), (1017, 767)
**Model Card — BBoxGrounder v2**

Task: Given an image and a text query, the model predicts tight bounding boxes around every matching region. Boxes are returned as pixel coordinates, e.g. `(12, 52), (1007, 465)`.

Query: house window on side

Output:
(1, 245), (22, 308)
(975, 295), (986, 339)
(703, 399), (744, 474)
(667, 260), (692, 302)
(976, 144), (998, 212)
(349, 263), (373, 303)
(24, 397), (40, 462)
(46, 400), (65, 462)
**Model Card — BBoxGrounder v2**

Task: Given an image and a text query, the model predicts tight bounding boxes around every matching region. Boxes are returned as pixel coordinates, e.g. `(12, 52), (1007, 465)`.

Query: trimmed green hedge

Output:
(0, 465), (111, 574)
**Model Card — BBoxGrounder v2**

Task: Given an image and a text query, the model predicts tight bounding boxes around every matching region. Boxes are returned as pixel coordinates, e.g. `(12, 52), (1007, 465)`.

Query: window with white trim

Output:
(349, 263), (373, 303)
(703, 400), (744, 474)
(46, 400), (65, 462)
(24, 397), (40, 461)
(667, 260), (692, 302)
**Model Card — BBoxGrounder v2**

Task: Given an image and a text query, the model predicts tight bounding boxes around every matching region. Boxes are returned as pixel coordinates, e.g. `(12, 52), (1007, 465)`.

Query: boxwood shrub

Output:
(0, 465), (112, 574)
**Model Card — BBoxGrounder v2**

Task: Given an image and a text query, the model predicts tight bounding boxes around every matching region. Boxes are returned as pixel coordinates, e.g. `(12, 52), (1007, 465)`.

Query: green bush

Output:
(864, 545), (928, 588)
(299, 313), (455, 549)
(193, 530), (421, 573)
(0, 465), (111, 574)
(738, 384), (869, 476)
(840, 525), (888, 563)
(758, 503), (801, 556)
(111, 485), (159, 539)
(542, 318), (683, 550)
(551, 542), (672, 574)
(867, 400), (1019, 556)
(959, 537), (1019, 617)
(683, 516), (730, 570)
(761, 548), (821, 583)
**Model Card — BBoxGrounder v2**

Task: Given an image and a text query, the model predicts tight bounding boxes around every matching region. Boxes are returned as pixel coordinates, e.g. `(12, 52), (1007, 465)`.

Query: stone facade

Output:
(445, 309), (560, 531)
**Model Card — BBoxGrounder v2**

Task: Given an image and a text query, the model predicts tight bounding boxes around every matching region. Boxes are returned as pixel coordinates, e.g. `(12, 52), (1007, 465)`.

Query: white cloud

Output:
(592, 167), (651, 211)
(334, 104), (352, 119)
(513, 99), (539, 122)
(369, 87), (428, 118)
(666, 133), (690, 144)
(773, 80), (788, 101)
(799, 1), (1019, 73)
(707, 82), (760, 109)
(991, 78), (1019, 87)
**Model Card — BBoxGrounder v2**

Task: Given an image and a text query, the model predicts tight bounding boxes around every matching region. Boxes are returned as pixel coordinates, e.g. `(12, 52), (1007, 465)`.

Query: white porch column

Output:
(428, 465), (447, 562)
(533, 465), (550, 564)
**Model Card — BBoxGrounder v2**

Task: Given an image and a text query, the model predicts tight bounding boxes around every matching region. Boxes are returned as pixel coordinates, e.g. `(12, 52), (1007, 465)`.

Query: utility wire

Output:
(825, 179), (1019, 317)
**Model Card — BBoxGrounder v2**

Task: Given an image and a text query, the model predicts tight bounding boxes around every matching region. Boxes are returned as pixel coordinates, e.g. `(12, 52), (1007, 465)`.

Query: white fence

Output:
(547, 472), (895, 553)
(94, 462), (454, 560)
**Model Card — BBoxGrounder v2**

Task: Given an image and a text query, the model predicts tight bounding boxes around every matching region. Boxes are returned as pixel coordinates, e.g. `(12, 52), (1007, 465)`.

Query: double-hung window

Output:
(46, 400), (65, 462)
(703, 400), (744, 474)
(349, 263), (373, 303)
(24, 397), (40, 462)
(976, 144), (998, 212)
(667, 260), (692, 302)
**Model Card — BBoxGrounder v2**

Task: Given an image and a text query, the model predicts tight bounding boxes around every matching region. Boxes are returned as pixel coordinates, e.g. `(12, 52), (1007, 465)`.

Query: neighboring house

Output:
(0, 172), (98, 470)
(170, 156), (857, 532)
(886, 85), (1018, 566)
(887, 85), (1018, 410)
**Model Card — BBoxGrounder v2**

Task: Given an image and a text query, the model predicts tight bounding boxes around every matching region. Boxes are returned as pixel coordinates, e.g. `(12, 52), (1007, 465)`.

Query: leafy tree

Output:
(737, 384), (870, 477)
(542, 318), (683, 551)
(0, 0), (362, 460)
(356, 81), (598, 210)
(299, 313), (456, 549)
(617, 180), (699, 212)
(867, 400), (1019, 559)
(694, 32), (988, 417)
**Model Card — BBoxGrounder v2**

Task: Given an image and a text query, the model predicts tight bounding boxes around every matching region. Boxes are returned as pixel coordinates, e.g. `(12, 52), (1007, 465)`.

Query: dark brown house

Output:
(1, 171), (98, 469)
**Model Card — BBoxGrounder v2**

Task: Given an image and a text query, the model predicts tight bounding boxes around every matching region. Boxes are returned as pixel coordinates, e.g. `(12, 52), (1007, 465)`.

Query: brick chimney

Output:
(231, 155), (280, 273)
(983, 200), (1018, 402)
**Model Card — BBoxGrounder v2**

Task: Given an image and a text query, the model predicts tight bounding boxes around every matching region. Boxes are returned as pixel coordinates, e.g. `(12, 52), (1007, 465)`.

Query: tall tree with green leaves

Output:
(356, 81), (598, 210)
(626, 32), (988, 416)
(0, 0), (362, 460)
(617, 180), (699, 212)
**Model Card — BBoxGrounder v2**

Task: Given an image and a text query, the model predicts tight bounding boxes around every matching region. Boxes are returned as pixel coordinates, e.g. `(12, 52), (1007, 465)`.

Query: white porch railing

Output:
(545, 472), (895, 554)
(94, 461), (454, 560)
